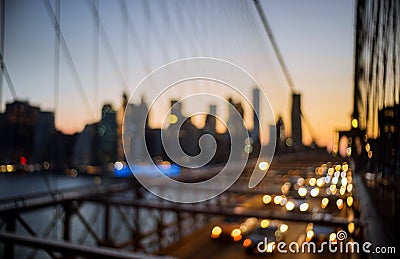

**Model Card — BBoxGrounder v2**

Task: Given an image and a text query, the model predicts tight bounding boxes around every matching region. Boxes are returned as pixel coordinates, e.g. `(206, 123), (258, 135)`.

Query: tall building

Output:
(54, 131), (76, 170)
(170, 100), (185, 125)
(204, 105), (217, 135)
(275, 116), (286, 153)
(226, 97), (246, 161)
(124, 97), (149, 164)
(72, 104), (118, 167)
(0, 100), (40, 163)
(226, 97), (244, 138)
(117, 93), (128, 161)
(72, 123), (98, 166)
(251, 88), (260, 143)
(164, 100), (201, 164)
(291, 93), (303, 149)
(145, 128), (163, 161)
(33, 111), (55, 162)
(202, 105), (218, 164)
(249, 88), (261, 157)
(98, 104), (117, 165)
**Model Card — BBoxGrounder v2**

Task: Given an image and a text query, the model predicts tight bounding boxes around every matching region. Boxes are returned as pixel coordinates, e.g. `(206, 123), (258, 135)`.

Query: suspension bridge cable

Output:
(0, 0), (17, 101)
(241, 0), (274, 80)
(41, 0), (61, 227)
(118, 0), (151, 74)
(252, 0), (317, 143)
(122, 0), (128, 83)
(253, 0), (296, 94)
(93, 0), (99, 120)
(300, 111), (317, 145)
(87, 0), (128, 94)
(43, 0), (95, 120)
(54, 0), (60, 119)
(241, 0), (264, 69)
(175, 0), (201, 58)
(0, 56), (17, 99)
(145, 0), (170, 64)
(172, 0), (204, 98)
(0, 0), (4, 109)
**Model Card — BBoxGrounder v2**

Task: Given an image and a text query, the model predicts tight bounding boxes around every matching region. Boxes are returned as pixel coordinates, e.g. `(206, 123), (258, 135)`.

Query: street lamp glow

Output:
(285, 201), (295, 211)
(231, 228), (242, 241)
(299, 202), (310, 212)
(339, 186), (346, 196)
(310, 187), (319, 197)
(347, 196), (354, 207)
(263, 195), (272, 204)
(279, 224), (289, 233)
(317, 177), (325, 187)
(348, 222), (355, 234)
(329, 233), (337, 242)
(114, 161), (124, 170)
(336, 199), (344, 209)
(346, 147), (352, 157)
(352, 118), (358, 128)
(274, 195), (283, 205)
(347, 184), (353, 193)
(169, 114), (178, 124)
(261, 219), (270, 228)
(298, 187), (307, 197)
(321, 198), (329, 208)
(211, 226), (222, 238)
(258, 161), (269, 171)
(306, 230), (314, 241)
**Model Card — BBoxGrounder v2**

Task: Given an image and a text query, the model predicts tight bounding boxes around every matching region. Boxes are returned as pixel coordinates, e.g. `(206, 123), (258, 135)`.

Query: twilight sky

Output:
(1, 0), (355, 149)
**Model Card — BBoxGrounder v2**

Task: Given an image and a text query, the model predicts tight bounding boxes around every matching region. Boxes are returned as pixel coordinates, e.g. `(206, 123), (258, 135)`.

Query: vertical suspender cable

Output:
(253, 0), (317, 143)
(87, 0), (128, 94)
(118, 0), (151, 74)
(0, 0), (4, 111)
(122, 0), (128, 88)
(0, 0), (17, 102)
(43, 0), (95, 120)
(54, 0), (60, 121)
(93, 0), (99, 120)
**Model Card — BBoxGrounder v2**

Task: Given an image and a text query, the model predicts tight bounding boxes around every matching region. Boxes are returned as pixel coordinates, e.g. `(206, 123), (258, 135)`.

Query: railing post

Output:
(4, 214), (16, 259)
(103, 203), (112, 246)
(62, 201), (74, 259)
(63, 202), (73, 242)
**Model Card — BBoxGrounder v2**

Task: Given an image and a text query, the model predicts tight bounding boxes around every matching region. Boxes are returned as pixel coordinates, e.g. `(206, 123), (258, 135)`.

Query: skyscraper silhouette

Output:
(291, 93), (303, 149)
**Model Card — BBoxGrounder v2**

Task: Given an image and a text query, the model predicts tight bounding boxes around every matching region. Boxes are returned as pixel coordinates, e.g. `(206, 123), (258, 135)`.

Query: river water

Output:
(0, 173), (166, 258)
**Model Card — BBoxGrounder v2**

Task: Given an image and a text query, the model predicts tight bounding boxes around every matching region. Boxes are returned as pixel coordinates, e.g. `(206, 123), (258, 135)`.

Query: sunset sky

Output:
(2, 0), (355, 149)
